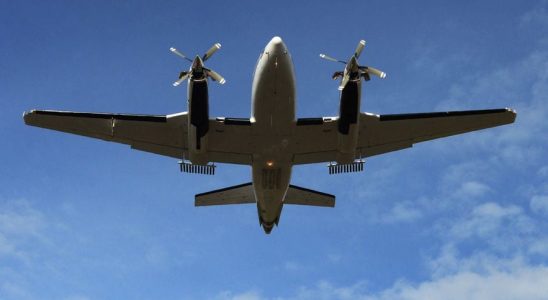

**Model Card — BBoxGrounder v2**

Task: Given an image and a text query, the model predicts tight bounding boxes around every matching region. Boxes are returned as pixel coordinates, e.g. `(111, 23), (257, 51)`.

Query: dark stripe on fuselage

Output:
(32, 110), (167, 122)
(296, 118), (324, 125)
(224, 118), (252, 125)
(338, 81), (359, 135)
(190, 81), (209, 139)
(379, 108), (510, 121)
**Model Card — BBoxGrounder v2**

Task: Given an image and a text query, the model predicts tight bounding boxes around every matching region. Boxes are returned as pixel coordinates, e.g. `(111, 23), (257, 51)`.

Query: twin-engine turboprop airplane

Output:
(24, 36), (516, 234)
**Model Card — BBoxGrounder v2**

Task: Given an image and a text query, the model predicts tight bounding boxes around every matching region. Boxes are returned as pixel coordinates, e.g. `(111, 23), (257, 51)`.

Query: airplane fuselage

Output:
(250, 37), (296, 233)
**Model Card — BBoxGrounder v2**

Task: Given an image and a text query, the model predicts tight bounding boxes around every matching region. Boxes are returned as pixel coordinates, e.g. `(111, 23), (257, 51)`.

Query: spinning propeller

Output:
(170, 43), (226, 87)
(320, 40), (386, 90)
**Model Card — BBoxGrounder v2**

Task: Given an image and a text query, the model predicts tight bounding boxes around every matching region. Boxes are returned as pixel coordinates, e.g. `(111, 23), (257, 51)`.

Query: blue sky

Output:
(1, 1), (548, 299)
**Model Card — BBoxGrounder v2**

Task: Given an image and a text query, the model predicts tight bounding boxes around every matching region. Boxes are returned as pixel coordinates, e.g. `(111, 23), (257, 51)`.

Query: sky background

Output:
(1, 1), (548, 299)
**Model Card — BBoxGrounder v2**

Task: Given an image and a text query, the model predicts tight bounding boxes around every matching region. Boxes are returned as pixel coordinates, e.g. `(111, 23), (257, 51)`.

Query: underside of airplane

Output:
(24, 36), (516, 234)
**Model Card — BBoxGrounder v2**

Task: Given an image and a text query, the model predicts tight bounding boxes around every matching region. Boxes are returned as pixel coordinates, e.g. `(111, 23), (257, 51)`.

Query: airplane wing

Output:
(292, 108), (516, 164)
(23, 110), (254, 164)
(206, 118), (253, 165)
(24, 110), (188, 159)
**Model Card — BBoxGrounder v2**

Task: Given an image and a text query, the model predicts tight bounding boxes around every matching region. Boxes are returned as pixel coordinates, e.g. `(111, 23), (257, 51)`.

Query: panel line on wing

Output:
(379, 108), (511, 121)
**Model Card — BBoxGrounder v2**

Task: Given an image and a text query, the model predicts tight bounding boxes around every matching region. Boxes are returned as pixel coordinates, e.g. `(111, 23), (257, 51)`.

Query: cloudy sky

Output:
(2, 1), (548, 299)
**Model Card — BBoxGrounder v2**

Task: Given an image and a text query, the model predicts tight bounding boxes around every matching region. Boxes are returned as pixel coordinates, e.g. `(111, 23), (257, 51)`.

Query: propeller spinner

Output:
(170, 43), (226, 87)
(320, 40), (386, 90)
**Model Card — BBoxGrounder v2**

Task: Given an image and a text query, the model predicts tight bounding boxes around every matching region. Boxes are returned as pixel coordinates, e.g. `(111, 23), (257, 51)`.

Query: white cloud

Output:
(144, 245), (168, 268)
(0, 199), (47, 262)
(291, 281), (371, 300)
(427, 42), (548, 171)
(284, 261), (302, 272)
(443, 201), (538, 258)
(0, 280), (31, 300)
(0, 234), (16, 257)
(528, 237), (548, 256)
(378, 263), (548, 300)
(0, 200), (46, 237)
(455, 181), (491, 198)
(214, 290), (264, 300)
(214, 260), (548, 300)
(449, 202), (521, 239)
(538, 165), (548, 177)
(379, 201), (422, 224)
(530, 195), (548, 215)
(0, 200), (50, 299)
(520, 4), (548, 27)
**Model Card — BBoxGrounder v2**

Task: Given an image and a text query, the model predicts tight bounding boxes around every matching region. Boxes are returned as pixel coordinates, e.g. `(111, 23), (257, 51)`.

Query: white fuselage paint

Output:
(250, 37), (296, 230)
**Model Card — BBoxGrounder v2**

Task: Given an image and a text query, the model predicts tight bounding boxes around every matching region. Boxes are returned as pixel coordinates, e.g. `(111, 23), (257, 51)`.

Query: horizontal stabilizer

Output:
(284, 185), (335, 207)
(195, 182), (255, 206)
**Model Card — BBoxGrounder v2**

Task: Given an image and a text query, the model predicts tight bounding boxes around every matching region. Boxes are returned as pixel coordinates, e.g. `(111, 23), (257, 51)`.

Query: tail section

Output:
(194, 183), (334, 235)
(195, 182), (255, 206)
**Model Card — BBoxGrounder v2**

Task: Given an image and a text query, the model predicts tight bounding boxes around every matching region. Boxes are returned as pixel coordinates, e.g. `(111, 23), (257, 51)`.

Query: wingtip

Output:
(506, 107), (517, 122)
(22, 110), (34, 123)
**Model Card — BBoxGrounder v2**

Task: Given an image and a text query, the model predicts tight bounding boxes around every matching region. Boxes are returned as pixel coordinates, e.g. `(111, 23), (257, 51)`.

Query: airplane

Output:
(23, 36), (516, 234)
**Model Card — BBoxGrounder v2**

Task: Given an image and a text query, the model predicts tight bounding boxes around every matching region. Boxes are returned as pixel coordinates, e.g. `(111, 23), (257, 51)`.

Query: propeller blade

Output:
(205, 69), (226, 84)
(364, 66), (387, 79)
(354, 40), (366, 58)
(173, 72), (190, 86)
(338, 73), (350, 90)
(320, 54), (346, 64)
(202, 43), (221, 61)
(170, 47), (193, 62)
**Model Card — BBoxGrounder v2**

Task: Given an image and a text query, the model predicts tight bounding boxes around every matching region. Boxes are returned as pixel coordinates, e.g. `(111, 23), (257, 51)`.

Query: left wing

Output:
(24, 110), (188, 159)
(24, 110), (254, 164)
(292, 108), (516, 164)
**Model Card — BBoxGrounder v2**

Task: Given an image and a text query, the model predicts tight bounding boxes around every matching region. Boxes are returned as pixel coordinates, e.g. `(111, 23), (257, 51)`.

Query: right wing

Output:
(357, 108), (517, 157)
(292, 108), (516, 164)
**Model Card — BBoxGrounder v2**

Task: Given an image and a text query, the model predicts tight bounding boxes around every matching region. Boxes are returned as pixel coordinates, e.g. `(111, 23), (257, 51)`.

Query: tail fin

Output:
(195, 182), (255, 206)
(284, 185), (335, 207)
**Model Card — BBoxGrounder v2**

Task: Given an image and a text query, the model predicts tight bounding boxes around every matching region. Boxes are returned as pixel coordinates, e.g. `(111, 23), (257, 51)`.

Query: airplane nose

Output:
(265, 36), (287, 54)
(270, 36), (283, 45)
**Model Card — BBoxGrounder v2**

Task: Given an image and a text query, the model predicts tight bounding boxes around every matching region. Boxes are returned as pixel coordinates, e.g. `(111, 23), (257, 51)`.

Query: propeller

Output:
(170, 43), (225, 87)
(320, 39), (386, 90)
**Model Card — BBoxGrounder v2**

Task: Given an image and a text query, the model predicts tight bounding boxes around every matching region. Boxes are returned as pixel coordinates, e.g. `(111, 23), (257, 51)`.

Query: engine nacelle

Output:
(336, 80), (361, 164)
(187, 79), (209, 165)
